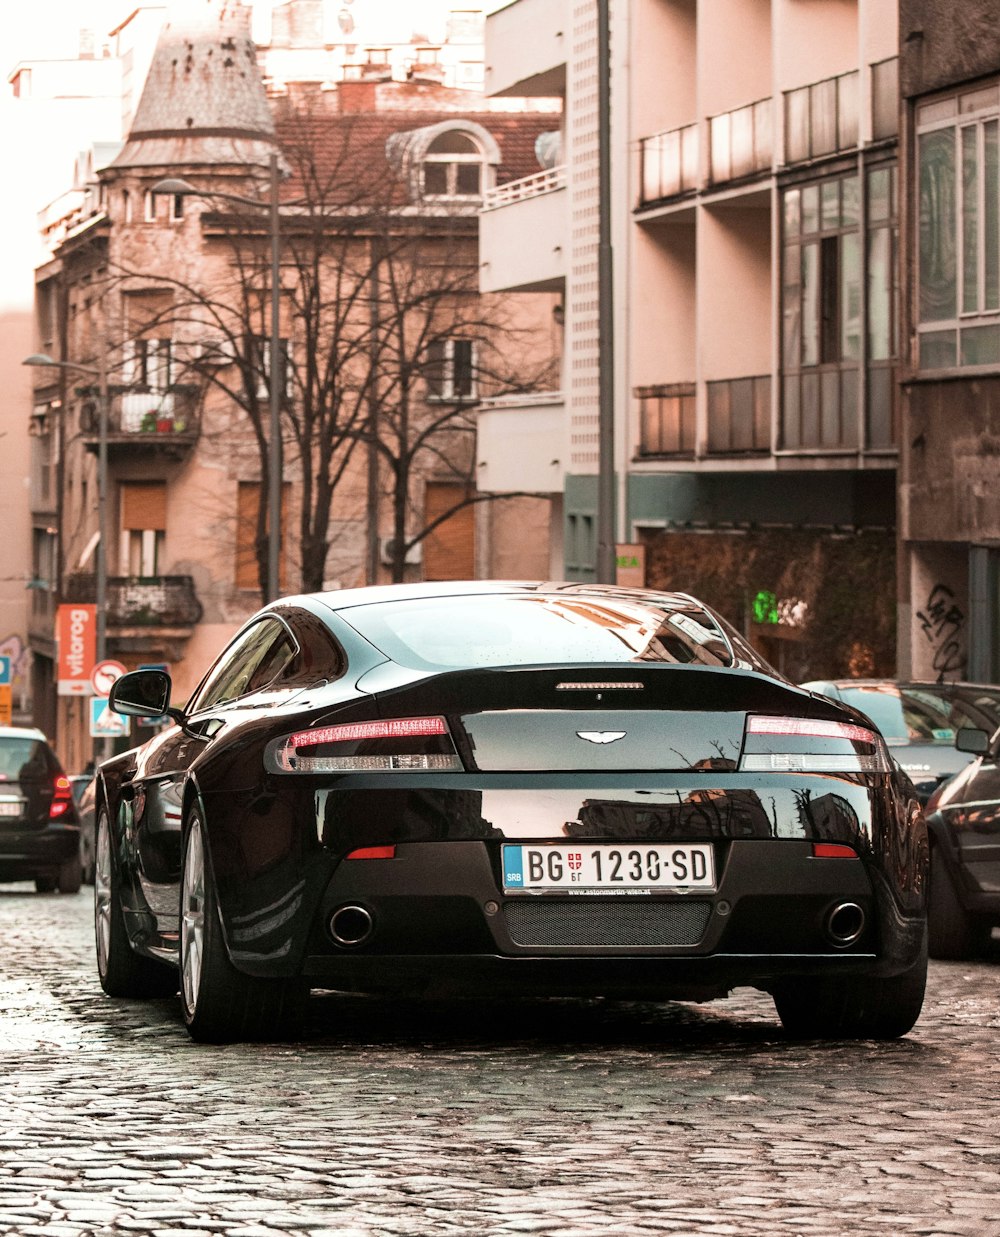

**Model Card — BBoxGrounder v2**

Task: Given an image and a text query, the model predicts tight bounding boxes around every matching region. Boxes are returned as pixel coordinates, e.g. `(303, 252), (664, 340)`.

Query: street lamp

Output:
(153, 152), (285, 602)
(23, 351), (109, 668)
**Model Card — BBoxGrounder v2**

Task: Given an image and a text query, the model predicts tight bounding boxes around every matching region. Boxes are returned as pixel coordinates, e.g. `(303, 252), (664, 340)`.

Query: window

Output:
(422, 131), (484, 199)
(169, 193), (184, 223)
(247, 336), (294, 400)
(122, 189), (133, 223)
(187, 618), (298, 713)
(122, 338), (172, 389)
(425, 339), (476, 401)
(781, 168), (897, 450)
(235, 481), (289, 591)
(917, 83), (1000, 369)
(143, 189), (156, 222)
(120, 482), (166, 579)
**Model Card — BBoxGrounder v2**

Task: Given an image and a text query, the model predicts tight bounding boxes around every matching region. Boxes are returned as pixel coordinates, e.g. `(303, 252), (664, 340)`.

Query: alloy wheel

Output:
(94, 812), (112, 976)
(181, 819), (206, 1014)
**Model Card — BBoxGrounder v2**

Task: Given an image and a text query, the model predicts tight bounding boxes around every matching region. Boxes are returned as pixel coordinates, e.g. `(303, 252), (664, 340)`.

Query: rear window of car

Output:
(0, 738), (53, 782)
(340, 594), (746, 672)
(835, 685), (989, 745)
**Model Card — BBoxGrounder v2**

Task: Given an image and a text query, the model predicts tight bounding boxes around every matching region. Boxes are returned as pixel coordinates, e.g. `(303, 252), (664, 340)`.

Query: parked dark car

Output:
(799, 679), (1000, 803)
(95, 582), (928, 1043)
(921, 724), (1000, 959)
(0, 726), (81, 893)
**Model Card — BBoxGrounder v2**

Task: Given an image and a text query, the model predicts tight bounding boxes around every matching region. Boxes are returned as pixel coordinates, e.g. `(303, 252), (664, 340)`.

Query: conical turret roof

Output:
(112, 0), (277, 170)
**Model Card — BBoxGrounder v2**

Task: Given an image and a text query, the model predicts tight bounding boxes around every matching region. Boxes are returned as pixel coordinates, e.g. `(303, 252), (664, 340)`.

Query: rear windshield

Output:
(835, 685), (996, 745)
(340, 594), (749, 673)
(0, 738), (52, 782)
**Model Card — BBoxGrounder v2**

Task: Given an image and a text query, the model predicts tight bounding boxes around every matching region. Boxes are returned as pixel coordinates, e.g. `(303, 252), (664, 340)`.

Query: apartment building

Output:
(481, 0), (901, 680)
(26, 0), (557, 769)
(898, 0), (1000, 682)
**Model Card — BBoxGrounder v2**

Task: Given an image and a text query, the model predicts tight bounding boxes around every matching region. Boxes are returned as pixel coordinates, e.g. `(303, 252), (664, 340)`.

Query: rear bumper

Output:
(228, 837), (926, 991)
(0, 824), (80, 880)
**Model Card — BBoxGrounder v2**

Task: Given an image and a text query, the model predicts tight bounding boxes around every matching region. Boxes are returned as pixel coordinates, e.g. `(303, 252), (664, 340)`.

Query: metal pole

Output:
(96, 342), (111, 762)
(96, 351), (108, 665)
(267, 152), (282, 602)
(595, 0), (617, 584)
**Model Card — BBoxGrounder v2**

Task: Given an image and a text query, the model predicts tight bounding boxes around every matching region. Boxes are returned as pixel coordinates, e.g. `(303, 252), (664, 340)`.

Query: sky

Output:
(3, 0), (508, 66)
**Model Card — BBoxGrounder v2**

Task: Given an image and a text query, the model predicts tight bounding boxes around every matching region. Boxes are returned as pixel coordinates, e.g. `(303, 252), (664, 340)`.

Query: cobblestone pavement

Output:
(1, 887), (999, 1237)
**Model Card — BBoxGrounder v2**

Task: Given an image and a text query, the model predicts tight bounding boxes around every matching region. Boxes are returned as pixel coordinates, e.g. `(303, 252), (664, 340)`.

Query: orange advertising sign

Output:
(57, 604), (96, 696)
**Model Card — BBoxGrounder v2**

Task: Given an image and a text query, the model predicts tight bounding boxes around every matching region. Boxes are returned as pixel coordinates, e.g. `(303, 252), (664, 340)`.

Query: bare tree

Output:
(107, 103), (556, 594)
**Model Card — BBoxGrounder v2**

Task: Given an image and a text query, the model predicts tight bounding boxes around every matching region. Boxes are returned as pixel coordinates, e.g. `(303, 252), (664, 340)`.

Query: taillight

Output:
(50, 774), (72, 820)
(739, 715), (891, 773)
(266, 716), (463, 773)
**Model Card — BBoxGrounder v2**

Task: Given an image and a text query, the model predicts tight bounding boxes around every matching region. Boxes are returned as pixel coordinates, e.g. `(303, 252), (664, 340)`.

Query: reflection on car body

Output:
(93, 582), (929, 1043)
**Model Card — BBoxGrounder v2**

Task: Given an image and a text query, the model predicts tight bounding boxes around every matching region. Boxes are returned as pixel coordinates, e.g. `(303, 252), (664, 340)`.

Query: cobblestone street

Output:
(1, 886), (999, 1237)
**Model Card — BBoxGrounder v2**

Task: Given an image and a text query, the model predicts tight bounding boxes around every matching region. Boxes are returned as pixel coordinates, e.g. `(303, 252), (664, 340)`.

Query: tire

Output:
(180, 809), (306, 1044)
(773, 928), (928, 1040)
(58, 853), (82, 894)
(35, 875), (56, 893)
(95, 805), (177, 999)
(928, 842), (986, 960)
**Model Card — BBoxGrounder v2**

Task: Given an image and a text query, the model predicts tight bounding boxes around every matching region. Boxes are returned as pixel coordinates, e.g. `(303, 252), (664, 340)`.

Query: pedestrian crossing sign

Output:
(90, 696), (129, 739)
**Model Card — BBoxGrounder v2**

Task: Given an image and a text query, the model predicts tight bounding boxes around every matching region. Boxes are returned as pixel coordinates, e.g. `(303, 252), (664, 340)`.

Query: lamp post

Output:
(23, 352), (109, 665)
(595, 0), (616, 585)
(153, 153), (285, 602)
(24, 349), (110, 761)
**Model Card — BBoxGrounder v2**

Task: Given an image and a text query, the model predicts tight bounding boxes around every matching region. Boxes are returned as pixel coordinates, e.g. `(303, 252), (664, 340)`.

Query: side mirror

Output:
(109, 669), (172, 718)
(955, 727), (991, 755)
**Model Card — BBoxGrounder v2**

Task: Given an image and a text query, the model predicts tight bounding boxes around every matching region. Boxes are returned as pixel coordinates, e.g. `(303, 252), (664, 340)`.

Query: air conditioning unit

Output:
(379, 537), (422, 566)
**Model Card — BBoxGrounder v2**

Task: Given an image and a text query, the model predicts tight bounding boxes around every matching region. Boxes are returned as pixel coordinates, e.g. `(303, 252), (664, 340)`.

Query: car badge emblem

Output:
(576, 730), (627, 744)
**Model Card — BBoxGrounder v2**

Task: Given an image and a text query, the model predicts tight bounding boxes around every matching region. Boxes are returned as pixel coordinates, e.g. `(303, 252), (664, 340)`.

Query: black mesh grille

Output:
(503, 900), (713, 947)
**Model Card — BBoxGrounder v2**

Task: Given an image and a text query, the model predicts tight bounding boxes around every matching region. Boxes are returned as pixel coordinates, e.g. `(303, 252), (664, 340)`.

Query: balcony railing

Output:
(639, 123), (699, 206)
(709, 99), (772, 185)
(64, 574), (203, 628)
(706, 375), (771, 454)
(871, 57), (899, 141)
(784, 69), (859, 164)
(79, 386), (200, 452)
(482, 165), (567, 211)
(636, 383), (696, 457)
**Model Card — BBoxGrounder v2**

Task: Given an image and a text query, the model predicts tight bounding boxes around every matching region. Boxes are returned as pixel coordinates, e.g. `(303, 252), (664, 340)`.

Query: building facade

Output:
(26, 0), (557, 771)
(898, 0), (1000, 682)
(481, 0), (901, 680)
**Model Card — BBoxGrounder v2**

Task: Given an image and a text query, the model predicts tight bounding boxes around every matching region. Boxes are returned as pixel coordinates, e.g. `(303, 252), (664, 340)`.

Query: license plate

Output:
(0, 800), (23, 818)
(502, 843), (715, 891)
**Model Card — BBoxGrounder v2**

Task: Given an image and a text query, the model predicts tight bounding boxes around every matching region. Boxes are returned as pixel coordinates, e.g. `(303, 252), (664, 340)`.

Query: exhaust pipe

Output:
(825, 901), (865, 948)
(329, 904), (374, 947)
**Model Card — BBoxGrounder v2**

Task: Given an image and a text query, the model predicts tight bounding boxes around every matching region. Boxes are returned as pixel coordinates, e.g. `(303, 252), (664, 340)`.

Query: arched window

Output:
(422, 131), (485, 199)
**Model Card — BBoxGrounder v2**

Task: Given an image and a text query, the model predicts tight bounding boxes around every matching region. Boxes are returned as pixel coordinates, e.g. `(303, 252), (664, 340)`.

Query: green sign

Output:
(752, 589), (779, 625)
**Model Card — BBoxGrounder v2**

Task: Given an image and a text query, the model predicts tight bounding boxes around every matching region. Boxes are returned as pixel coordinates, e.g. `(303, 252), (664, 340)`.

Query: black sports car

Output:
(96, 581), (928, 1043)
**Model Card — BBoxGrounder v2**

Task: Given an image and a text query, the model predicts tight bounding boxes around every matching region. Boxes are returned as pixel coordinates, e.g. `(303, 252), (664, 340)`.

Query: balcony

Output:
(784, 70), (859, 165)
(635, 384), (696, 459)
(80, 387), (200, 460)
(706, 375), (771, 455)
(484, 0), (566, 98)
(709, 100), (772, 186)
(639, 124), (699, 207)
(480, 167), (567, 293)
(64, 574), (203, 632)
(477, 391), (564, 492)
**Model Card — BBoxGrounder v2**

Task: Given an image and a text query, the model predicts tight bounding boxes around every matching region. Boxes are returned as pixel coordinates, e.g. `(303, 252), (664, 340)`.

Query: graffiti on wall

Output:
(915, 584), (966, 678)
(0, 635), (29, 688)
